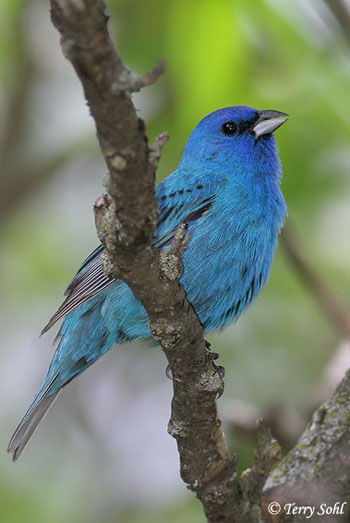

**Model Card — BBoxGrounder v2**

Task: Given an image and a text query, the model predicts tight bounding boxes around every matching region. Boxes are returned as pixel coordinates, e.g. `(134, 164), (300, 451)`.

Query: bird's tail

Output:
(7, 375), (61, 461)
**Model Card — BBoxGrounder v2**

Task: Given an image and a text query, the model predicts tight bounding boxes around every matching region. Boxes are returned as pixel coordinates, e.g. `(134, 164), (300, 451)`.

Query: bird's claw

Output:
(166, 344), (225, 398)
(165, 363), (173, 380)
(205, 346), (225, 398)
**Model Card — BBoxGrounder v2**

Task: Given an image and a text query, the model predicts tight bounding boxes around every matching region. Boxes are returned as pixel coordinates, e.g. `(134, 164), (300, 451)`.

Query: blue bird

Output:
(8, 106), (287, 460)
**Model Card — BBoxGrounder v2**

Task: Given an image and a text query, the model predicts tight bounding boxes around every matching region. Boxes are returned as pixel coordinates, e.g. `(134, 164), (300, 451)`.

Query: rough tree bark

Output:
(49, 1), (241, 522)
(263, 370), (350, 522)
(49, 1), (350, 522)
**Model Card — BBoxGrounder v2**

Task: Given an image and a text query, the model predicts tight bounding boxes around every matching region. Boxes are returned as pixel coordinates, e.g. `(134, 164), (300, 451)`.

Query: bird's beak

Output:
(253, 110), (288, 138)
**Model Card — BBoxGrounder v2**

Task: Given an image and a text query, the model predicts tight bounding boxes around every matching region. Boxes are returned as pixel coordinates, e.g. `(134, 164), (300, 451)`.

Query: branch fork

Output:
(49, 1), (350, 522)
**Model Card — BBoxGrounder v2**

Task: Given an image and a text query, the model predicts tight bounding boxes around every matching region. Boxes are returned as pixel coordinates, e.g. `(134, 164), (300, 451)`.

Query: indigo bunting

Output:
(8, 106), (287, 460)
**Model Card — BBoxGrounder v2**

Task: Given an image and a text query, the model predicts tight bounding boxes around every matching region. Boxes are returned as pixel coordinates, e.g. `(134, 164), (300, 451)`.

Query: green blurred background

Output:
(0, 0), (349, 522)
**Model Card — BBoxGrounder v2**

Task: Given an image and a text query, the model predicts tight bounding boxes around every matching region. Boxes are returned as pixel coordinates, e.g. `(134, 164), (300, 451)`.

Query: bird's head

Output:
(180, 106), (288, 182)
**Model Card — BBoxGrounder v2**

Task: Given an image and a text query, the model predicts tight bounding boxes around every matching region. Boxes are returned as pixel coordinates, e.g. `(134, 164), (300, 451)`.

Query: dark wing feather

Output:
(40, 246), (114, 335)
(41, 195), (214, 335)
(7, 372), (61, 461)
(154, 196), (213, 249)
(64, 244), (104, 296)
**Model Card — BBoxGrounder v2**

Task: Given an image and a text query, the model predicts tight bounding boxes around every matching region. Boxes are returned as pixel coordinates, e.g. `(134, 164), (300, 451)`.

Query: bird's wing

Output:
(40, 186), (215, 335)
(154, 193), (214, 249)
(40, 245), (113, 335)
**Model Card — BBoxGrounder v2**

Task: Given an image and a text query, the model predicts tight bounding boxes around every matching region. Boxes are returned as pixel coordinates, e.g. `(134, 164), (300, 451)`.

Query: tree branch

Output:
(323, 0), (350, 40)
(263, 369), (350, 522)
(47, 3), (350, 522)
(0, 142), (85, 222)
(49, 1), (241, 521)
(281, 225), (350, 338)
(0, 7), (33, 170)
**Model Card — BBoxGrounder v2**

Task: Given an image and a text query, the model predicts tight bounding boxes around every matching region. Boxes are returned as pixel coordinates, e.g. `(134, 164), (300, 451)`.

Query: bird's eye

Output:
(222, 121), (237, 136)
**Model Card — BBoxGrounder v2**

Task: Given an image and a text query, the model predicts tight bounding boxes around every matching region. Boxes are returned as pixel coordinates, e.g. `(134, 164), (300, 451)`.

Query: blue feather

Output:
(8, 106), (287, 460)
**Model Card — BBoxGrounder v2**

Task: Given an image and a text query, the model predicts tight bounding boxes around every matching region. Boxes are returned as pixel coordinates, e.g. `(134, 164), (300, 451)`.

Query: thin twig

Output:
(281, 225), (350, 338)
(323, 0), (350, 40)
(0, 143), (86, 221)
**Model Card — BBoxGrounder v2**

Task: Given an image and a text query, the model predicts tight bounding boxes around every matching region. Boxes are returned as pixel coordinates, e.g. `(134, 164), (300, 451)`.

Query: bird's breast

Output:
(179, 198), (279, 331)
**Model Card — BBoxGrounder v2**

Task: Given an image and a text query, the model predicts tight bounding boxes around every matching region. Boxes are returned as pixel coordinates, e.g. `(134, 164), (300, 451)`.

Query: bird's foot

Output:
(165, 363), (173, 380)
(166, 342), (225, 398)
(205, 344), (225, 398)
(160, 223), (192, 280)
